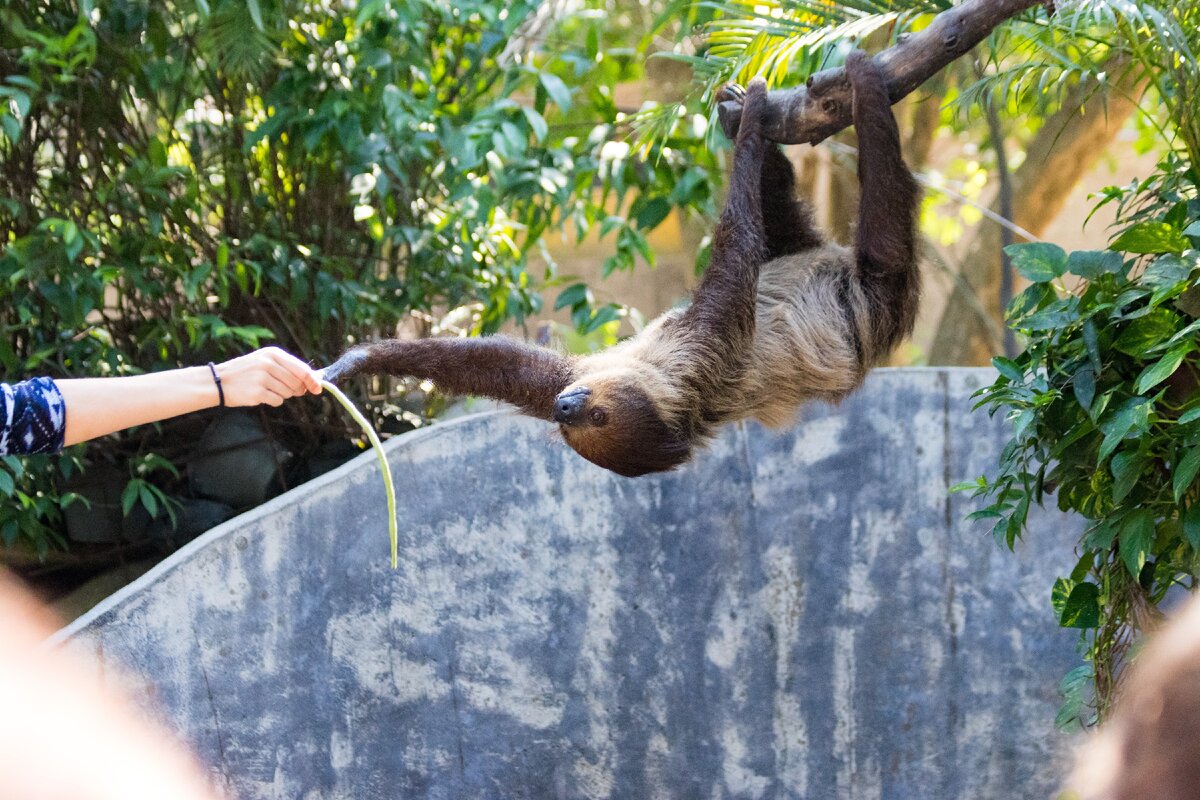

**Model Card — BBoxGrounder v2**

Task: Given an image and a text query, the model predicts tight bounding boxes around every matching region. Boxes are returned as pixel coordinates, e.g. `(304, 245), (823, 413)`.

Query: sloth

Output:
(323, 51), (920, 477)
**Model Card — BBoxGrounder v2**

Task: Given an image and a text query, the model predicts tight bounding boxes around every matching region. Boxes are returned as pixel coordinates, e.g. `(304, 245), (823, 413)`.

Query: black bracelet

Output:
(207, 362), (225, 407)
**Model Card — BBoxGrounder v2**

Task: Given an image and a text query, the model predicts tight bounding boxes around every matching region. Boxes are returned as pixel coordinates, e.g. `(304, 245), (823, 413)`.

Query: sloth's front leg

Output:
(682, 78), (769, 346)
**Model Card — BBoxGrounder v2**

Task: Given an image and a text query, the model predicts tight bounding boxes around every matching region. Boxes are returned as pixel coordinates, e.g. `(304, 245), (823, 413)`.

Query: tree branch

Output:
(717, 0), (1048, 144)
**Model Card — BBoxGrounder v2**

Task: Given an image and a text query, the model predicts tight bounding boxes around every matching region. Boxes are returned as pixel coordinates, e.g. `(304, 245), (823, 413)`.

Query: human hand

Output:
(214, 347), (322, 408)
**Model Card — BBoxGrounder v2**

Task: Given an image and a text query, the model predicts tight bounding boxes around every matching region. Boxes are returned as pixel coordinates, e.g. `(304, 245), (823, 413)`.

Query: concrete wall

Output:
(60, 368), (1081, 800)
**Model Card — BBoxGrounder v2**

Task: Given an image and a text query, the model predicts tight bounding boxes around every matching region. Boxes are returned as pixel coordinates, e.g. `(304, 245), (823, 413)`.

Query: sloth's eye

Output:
(589, 407), (608, 425)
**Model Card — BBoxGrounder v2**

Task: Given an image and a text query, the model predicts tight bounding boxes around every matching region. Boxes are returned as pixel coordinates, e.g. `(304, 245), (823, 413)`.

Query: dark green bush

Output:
(0, 0), (716, 557)
(954, 0), (1200, 727)
(961, 181), (1200, 725)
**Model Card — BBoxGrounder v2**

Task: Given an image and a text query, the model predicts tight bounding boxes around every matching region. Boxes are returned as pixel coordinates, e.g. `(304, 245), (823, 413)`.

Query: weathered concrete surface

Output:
(60, 368), (1081, 800)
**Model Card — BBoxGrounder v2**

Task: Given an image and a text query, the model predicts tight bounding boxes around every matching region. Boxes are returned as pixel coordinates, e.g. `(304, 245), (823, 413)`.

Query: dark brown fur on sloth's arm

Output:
(674, 78), (772, 406)
(844, 49), (921, 355)
(322, 337), (575, 421)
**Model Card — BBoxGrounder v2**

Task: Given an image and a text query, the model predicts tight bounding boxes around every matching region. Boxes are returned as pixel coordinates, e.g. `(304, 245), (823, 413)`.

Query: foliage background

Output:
(946, 0), (1200, 725)
(0, 0), (718, 562)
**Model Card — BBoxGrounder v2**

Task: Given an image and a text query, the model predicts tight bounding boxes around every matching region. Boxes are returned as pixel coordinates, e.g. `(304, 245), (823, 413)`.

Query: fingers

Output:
(263, 359), (307, 397)
(215, 347), (323, 408)
(260, 376), (292, 407)
(264, 347), (323, 395)
(716, 83), (746, 105)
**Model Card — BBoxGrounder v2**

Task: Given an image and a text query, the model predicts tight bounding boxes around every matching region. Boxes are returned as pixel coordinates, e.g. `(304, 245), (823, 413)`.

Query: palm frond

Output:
(953, 0), (1199, 175)
(693, 0), (945, 92)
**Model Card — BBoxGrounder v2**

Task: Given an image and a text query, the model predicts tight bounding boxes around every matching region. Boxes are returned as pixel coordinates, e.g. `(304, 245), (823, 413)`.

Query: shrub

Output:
(0, 0), (716, 557)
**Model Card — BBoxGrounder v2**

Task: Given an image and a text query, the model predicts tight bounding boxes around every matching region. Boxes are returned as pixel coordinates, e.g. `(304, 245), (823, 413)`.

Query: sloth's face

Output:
(553, 376), (690, 477)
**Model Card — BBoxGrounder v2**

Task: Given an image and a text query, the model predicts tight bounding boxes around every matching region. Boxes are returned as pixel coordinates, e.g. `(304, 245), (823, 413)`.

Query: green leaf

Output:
(1082, 319), (1102, 373)
(1060, 581), (1100, 629)
(584, 304), (621, 333)
(949, 477), (985, 493)
(0, 470), (12, 496)
(539, 73), (572, 111)
(1051, 577), (1072, 618)
(1179, 406), (1200, 425)
(1111, 221), (1190, 254)
(1098, 398), (1150, 462)
(1110, 450), (1143, 503)
(1118, 510), (1156, 578)
(1056, 663), (1092, 730)
(554, 283), (590, 311)
(1069, 552), (1093, 583)
(1183, 505), (1200, 551)
(1114, 309), (1178, 356)
(1006, 242), (1067, 282)
(635, 198), (671, 231)
(246, 0), (265, 30)
(1141, 254), (1194, 289)
(0, 520), (16, 548)
(1067, 249), (1124, 279)
(992, 356), (1024, 382)
(1175, 447), (1200, 502)
(1073, 365), (1096, 412)
(0, 114), (19, 143)
(121, 481), (139, 516)
(1135, 344), (1189, 394)
(522, 107), (548, 142)
(1084, 519), (1118, 550)
(139, 484), (158, 518)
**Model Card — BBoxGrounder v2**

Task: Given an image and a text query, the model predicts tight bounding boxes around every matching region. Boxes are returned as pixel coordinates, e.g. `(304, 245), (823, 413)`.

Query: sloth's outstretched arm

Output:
(323, 338), (575, 421)
(682, 78), (770, 355)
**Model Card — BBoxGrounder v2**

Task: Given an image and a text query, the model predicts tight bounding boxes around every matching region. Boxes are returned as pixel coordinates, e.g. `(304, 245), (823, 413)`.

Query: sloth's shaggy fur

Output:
(324, 52), (920, 477)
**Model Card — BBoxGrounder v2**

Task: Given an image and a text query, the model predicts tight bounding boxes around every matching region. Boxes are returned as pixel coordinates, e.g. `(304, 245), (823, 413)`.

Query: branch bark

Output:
(717, 0), (1046, 144)
(928, 57), (1146, 364)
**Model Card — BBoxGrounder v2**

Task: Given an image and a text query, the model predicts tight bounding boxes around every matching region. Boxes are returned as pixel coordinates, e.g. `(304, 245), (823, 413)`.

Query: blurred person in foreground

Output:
(0, 570), (223, 800)
(1066, 593), (1200, 800)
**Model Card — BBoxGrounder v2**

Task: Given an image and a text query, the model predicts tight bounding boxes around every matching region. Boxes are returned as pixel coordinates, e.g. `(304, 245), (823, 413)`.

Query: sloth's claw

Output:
(716, 82), (746, 141)
(716, 82), (745, 105)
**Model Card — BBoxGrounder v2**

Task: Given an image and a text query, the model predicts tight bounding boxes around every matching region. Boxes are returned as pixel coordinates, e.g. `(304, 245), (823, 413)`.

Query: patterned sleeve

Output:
(0, 378), (66, 456)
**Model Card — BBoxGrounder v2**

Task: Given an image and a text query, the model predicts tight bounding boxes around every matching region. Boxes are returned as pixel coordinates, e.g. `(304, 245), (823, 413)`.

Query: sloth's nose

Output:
(553, 387), (591, 425)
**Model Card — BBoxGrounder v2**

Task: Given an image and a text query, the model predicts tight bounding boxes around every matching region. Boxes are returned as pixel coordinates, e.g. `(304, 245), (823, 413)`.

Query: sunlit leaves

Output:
(1111, 221), (1191, 254)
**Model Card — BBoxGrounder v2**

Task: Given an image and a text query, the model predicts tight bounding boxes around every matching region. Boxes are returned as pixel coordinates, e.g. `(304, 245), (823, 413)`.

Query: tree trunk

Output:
(928, 60), (1145, 365)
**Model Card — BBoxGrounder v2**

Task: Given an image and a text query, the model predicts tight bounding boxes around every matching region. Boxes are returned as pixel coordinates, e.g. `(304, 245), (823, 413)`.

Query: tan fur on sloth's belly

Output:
(743, 244), (866, 427)
(578, 243), (867, 432)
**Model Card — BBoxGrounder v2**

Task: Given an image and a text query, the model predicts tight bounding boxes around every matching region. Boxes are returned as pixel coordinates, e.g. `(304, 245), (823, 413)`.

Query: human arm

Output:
(678, 78), (770, 367)
(54, 347), (321, 448)
(58, 346), (321, 446)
